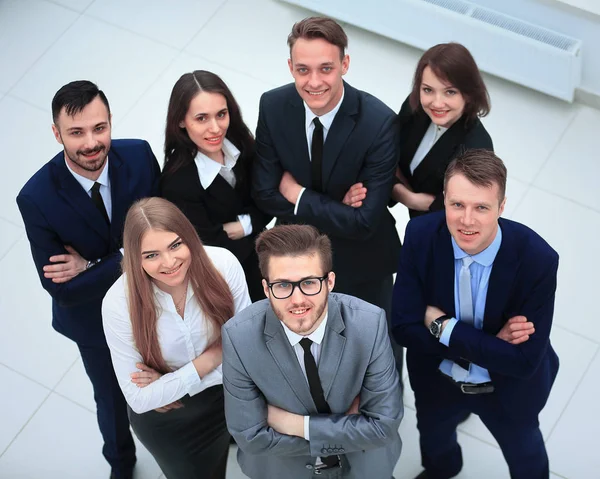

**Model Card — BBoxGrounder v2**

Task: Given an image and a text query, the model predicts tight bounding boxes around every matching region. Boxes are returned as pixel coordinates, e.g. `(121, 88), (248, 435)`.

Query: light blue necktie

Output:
(459, 256), (474, 325)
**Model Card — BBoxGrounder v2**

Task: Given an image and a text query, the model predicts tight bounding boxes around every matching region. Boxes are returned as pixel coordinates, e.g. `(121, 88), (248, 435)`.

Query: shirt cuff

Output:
(119, 248), (124, 257)
(303, 416), (310, 441)
(294, 188), (306, 215)
(173, 361), (203, 396)
(237, 214), (253, 236)
(439, 318), (458, 346)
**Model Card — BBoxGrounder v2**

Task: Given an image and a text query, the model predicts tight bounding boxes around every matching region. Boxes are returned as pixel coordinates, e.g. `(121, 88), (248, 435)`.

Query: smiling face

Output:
(420, 66), (466, 128)
(140, 229), (191, 294)
(180, 91), (230, 163)
(288, 37), (349, 116)
(263, 253), (335, 335)
(52, 96), (111, 180)
(444, 173), (506, 255)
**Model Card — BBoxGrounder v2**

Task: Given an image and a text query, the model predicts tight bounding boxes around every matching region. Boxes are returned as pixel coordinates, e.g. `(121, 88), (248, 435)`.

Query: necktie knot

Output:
(313, 117), (323, 130)
(91, 182), (102, 194)
(299, 337), (313, 352)
(462, 256), (474, 269)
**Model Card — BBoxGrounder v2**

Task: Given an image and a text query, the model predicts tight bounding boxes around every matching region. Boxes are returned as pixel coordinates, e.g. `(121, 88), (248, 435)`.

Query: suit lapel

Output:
(321, 83), (358, 188)
(283, 97), (311, 187)
(55, 155), (109, 239)
(433, 221), (457, 316)
(483, 220), (519, 334)
(412, 119), (467, 185)
(108, 151), (129, 248)
(264, 308), (316, 412)
(399, 110), (430, 178)
(318, 298), (346, 401)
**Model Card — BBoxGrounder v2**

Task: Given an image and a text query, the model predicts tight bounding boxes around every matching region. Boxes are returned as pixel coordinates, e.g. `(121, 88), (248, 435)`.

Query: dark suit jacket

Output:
(17, 139), (160, 347)
(397, 96), (493, 217)
(392, 212), (559, 419)
(253, 82), (401, 281)
(160, 156), (271, 265)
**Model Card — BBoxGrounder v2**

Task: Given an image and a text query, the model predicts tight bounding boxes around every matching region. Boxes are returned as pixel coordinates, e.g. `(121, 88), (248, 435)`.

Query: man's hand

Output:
(43, 245), (88, 283)
(496, 316), (535, 345)
(278, 171), (303, 205)
(131, 363), (162, 388)
(267, 404), (304, 437)
(424, 305), (446, 328)
(342, 183), (367, 208)
(345, 395), (360, 415)
(223, 221), (245, 240)
(154, 400), (185, 413)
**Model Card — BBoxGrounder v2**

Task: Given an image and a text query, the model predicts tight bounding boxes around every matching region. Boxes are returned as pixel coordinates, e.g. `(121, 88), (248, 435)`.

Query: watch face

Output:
(430, 321), (440, 337)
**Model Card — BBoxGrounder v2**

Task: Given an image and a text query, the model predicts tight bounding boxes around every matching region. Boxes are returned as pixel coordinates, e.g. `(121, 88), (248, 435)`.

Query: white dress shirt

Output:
(409, 122), (448, 174)
(102, 246), (252, 414)
(65, 157), (112, 221)
(281, 314), (329, 442)
(294, 90), (346, 214)
(194, 138), (252, 236)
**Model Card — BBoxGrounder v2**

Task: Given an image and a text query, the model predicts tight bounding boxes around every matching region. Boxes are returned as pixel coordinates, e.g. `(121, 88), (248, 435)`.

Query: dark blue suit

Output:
(17, 139), (160, 477)
(392, 211), (559, 478)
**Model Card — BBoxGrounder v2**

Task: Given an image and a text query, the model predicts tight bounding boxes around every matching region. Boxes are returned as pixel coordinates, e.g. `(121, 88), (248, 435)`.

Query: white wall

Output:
(470, 0), (600, 97)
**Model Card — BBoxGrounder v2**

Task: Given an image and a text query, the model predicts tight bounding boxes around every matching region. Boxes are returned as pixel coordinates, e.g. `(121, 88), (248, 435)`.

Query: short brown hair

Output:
(410, 43), (490, 123)
(444, 149), (507, 203)
(256, 225), (333, 279)
(288, 16), (347, 60)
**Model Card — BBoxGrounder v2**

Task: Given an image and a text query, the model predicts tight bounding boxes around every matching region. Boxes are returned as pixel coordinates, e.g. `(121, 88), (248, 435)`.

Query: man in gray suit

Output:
(222, 224), (403, 479)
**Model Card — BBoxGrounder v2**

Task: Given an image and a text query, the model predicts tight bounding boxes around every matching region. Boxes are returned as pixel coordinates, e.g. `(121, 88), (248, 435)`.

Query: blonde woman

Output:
(102, 197), (251, 479)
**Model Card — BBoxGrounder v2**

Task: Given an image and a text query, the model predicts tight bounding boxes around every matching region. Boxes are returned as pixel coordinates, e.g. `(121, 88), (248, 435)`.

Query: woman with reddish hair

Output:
(393, 42), (493, 217)
(102, 197), (251, 479)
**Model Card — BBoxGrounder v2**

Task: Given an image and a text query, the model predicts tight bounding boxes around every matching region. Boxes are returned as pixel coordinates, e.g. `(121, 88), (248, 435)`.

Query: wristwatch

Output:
(429, 314), (451, 338)
(86, 258), (101, 270)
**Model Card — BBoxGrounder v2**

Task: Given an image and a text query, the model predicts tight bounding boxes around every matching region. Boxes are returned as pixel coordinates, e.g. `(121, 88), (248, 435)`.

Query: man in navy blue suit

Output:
(17, 81), (160, 479)
(392, 149), (559, 479)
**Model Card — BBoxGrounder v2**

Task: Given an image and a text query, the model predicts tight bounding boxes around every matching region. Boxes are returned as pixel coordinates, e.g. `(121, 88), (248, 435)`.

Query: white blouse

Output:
(409, 122), (448, 174)
(102, 246), (252, 414)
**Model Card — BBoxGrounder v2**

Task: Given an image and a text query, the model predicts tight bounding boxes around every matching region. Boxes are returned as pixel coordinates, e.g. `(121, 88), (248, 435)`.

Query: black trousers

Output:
(241, 249), (265, 303)
(333, 274), (404, 380)
(78, 344), (136, 478)
(128, 385), (230, 479)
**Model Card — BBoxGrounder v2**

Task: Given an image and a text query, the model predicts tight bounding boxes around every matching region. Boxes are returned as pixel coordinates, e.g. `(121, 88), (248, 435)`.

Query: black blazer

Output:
(160, 154), (271, 264)
(253, 81), (401, 281)
(397, 96), (493, 217)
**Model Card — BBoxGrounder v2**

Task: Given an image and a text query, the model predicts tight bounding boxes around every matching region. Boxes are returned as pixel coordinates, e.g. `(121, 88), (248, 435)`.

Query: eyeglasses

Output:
(266, 273), (330, 299)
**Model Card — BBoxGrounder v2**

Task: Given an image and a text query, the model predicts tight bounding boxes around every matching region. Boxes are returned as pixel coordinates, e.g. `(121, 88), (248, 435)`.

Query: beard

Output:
(64, 143), (108, 173)
(270, 295), (329, 335)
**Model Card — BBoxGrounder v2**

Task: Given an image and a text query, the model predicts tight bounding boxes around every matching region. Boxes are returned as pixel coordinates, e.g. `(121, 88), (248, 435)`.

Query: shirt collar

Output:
(281, 312), (329, 348)
(451, 223), (502, 267)
(194, 138), (241, 189)
(65, 155), (110, 193)
(304, 88), (345, 133)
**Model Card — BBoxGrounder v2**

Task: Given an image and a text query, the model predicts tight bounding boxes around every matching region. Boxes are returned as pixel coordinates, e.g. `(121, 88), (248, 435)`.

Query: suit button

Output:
(327, 448), (334, 453)
(305, 464), (313, 470)
(321, 448), (328, 454)
(340, 448), (345, 453)
(333, 448), (339, 453)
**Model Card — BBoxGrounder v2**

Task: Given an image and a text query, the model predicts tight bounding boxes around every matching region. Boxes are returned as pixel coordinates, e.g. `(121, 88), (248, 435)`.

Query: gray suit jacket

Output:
(222, 293), (403, 479)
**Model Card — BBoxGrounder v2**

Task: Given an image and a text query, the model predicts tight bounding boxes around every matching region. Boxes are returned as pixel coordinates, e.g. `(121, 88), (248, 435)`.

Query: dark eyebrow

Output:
(271, 274), (323, 283)
(141, 237), (181, 255)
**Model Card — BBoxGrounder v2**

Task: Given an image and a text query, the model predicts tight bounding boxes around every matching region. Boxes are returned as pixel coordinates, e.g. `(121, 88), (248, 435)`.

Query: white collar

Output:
(194, 138), (241, 190)
(304, 88), (345, 133)
(281, 312), (329, 348)
(65, 155), (110, 193)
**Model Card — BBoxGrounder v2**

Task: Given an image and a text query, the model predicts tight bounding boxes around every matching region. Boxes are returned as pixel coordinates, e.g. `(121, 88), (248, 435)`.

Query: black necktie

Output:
(91, 182), (109, 224)
(311, 118), (324, 192)
(299, 338), (339, 468)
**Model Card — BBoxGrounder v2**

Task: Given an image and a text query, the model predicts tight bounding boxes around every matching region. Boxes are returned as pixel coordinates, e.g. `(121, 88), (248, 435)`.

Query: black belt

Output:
(453, 381), (494, 395)
(314, 456), (341, 474)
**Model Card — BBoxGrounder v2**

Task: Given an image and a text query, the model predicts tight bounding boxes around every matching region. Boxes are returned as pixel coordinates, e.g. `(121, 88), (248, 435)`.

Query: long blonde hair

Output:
(122, 197), (234, 373)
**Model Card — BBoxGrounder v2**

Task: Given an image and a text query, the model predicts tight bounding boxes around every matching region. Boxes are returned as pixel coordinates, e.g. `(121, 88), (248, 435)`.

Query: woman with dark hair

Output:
(160, 70), (271, 301)
(362, 43), (492, 218)
(102, 197), (251, 479)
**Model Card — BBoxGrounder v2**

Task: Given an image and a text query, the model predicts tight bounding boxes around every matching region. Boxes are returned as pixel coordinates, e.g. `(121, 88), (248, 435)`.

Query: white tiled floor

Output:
(0, 1), (595, 478)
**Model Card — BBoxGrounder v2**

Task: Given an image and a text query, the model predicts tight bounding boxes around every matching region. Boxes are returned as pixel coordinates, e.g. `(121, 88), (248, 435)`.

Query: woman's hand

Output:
(392, 183), (435, 211)
(223, 221), (245, 240)
(130, 362), (162, 388)
(154, 400), (185, 413)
